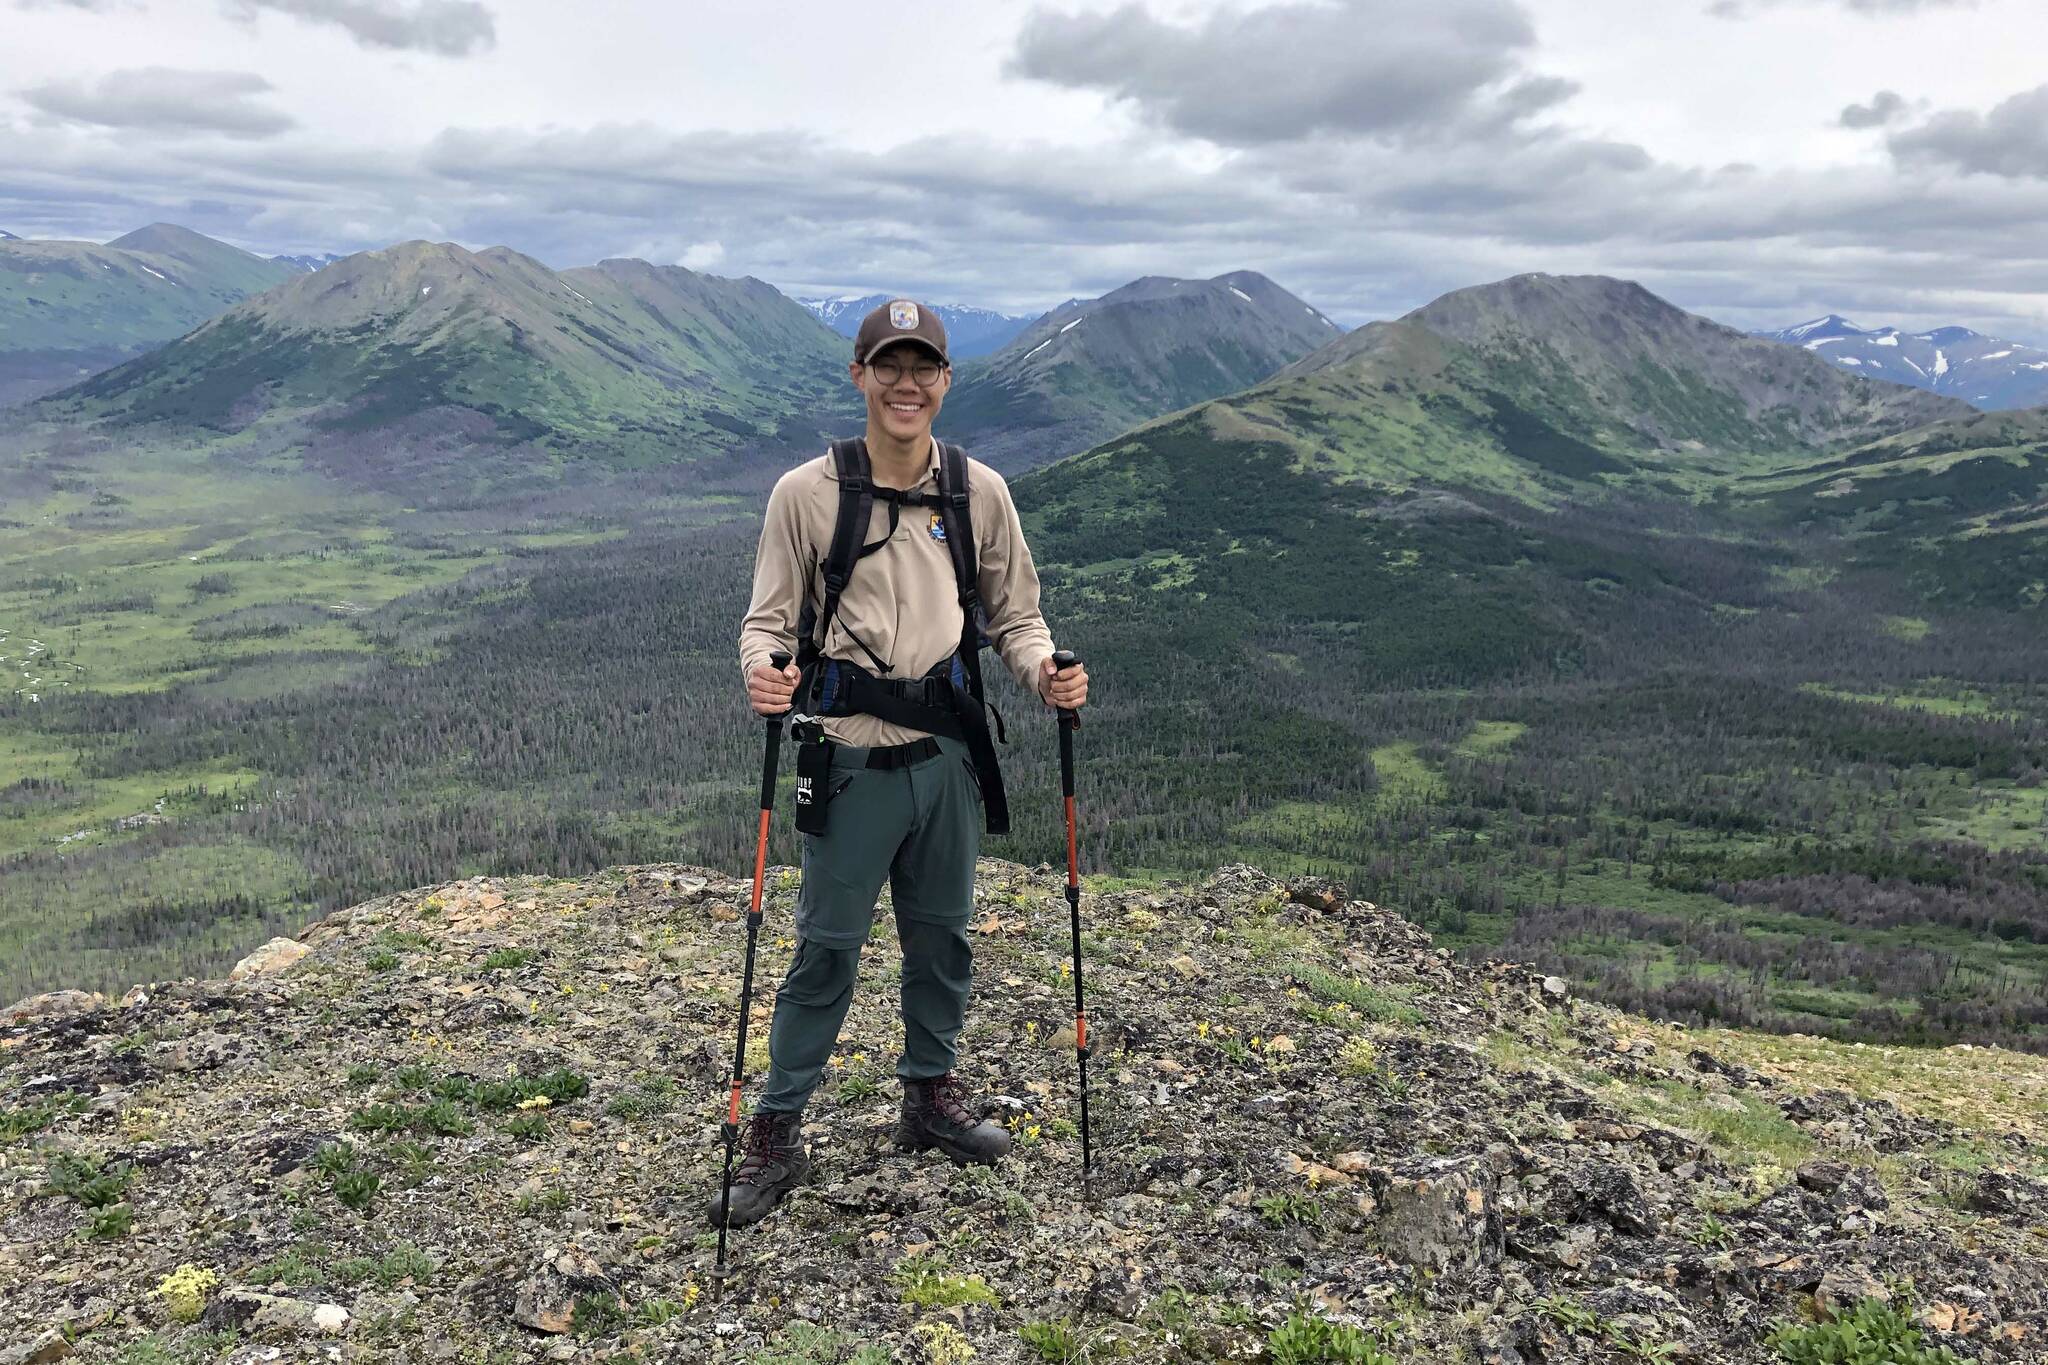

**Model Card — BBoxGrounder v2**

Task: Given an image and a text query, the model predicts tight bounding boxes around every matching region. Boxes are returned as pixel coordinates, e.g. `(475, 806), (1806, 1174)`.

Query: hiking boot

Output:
(707, 1109), (810, 1229)
(895, 1074), (1013, 1165)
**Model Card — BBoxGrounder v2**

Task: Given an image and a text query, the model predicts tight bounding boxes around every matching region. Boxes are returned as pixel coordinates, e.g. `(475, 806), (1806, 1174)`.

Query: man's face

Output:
(849, 341), (950, 446)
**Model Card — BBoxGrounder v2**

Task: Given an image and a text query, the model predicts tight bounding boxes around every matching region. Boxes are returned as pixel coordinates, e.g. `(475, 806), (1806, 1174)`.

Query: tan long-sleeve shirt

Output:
(738, 438), (1057, 748)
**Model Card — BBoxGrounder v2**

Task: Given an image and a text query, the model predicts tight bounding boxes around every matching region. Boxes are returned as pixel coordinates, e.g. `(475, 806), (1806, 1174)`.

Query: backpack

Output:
(791, 437), (1009, 833)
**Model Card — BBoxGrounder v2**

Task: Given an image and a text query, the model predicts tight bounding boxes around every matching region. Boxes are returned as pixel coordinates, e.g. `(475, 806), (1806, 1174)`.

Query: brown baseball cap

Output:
(853, 298), (949, 365)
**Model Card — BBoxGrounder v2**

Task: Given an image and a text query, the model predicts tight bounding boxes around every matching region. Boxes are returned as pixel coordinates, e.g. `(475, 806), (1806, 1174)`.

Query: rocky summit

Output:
(3, 861), (2045, 1364)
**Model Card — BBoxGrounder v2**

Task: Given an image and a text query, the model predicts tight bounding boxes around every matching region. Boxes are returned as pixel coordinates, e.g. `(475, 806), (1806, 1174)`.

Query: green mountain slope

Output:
(940, 270), (1340, 470)
(0, 223), (298, 406)
(1248, 273), (1972, 506)
(31, 241), (857, 491)
(1012, 271), (2011, 686)
(1733, 406), (2048, 609)
(1378, 272), (1969, 451)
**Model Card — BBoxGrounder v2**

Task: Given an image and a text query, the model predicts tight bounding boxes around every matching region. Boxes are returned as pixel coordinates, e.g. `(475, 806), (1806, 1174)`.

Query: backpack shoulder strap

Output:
(936, 441), (979, 616)
(936, 441), (990, 707)
(796, 439), (873, 668)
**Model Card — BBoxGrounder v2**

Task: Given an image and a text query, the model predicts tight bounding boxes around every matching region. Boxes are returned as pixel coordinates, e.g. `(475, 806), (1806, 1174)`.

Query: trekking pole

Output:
(1051, 648), (1093, 1178)
(716, 648), (792, 1274)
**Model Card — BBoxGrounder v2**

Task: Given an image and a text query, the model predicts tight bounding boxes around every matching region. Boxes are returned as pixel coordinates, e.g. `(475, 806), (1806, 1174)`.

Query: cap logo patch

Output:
(890, 301), (920, 330)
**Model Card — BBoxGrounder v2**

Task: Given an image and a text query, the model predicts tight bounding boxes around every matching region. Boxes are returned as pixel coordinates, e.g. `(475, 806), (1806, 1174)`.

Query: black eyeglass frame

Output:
(863, 354), (948, 388)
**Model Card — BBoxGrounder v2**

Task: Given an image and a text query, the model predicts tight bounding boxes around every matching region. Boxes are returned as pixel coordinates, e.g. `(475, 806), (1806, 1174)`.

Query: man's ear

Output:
(847, 361), (864, 389)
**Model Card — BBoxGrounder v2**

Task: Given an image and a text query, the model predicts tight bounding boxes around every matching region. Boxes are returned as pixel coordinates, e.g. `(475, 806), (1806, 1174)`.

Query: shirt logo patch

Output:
(890, 301), (920, 330)
(928, 511), (947, 543)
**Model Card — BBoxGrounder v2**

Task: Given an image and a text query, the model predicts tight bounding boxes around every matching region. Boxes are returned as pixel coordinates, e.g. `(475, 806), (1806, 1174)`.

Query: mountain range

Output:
(796, 293), (1035, 357)
(0, 222), (299, 406)
(1012, 271), (2027, 692)
(22, 247), (1359, 489)
(33, 239), (857, 491)
(1752, 314), (2048, 410)
(939, 270), (1343, 468)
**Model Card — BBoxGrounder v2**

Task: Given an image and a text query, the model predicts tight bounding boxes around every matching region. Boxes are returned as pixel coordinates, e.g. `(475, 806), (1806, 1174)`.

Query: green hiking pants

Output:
(757, 735), (983, 1114)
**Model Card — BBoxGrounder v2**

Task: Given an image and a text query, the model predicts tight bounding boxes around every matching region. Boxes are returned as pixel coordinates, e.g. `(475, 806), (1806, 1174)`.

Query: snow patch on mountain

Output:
(1782, 315), (1851, 340)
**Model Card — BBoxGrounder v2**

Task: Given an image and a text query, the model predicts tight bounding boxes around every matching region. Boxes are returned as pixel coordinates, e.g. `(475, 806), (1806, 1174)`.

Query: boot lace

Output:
(924, 1074), (977, 1127)
(734, 1112), (789, 1184)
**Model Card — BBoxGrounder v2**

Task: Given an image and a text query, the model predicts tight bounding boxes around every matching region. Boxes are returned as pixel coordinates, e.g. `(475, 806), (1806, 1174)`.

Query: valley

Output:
(2, 258), (2043, 1059)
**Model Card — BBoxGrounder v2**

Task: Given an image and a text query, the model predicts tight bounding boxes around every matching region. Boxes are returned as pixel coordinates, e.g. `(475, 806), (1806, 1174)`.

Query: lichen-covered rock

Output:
(227, 937), (310, 981)
(0, 1330), (71, 1365)
(512, 1247), (614, 1334)
(2, 990), (103, 1025)
(1377, 1156), (1502, 1272)
(200, 1290), (350, 1337)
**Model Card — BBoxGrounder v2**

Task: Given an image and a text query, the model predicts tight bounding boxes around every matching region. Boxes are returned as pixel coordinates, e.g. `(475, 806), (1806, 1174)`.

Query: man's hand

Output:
(1040, 654), (1088, 711)
(748, 659), (800, 717)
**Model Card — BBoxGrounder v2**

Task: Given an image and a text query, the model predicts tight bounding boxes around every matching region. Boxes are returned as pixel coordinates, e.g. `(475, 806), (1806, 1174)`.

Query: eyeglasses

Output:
(866, 355), (946, 388)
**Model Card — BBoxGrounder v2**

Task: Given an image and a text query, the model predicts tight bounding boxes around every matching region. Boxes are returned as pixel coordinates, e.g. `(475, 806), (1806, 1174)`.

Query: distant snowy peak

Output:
(791, 292), (1037, 357)
(797, 294), (878, 329)
(0, 228), (19, 240)
(1779, 314), (1859, 342)
(1752, 315), (2048, 411)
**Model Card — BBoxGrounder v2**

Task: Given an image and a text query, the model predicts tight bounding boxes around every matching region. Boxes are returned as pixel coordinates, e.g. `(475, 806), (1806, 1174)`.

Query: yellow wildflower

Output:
(517, 1095), (552, 1110)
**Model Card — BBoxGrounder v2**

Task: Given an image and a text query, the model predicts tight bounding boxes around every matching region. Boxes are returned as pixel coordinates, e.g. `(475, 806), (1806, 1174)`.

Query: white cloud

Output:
(21, 68), (296, 138)
(679, 240), (724, 271)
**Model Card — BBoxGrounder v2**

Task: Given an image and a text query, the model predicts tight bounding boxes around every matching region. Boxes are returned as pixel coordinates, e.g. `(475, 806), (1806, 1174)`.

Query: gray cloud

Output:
(1840, 90), (1907, 128)
(1007, 0), (1574, 146)
(20, 68), (296, 138)
(220, 0), (495, 56)
(1890, 83), (2048, 177)
(11, 104), (2048, 343)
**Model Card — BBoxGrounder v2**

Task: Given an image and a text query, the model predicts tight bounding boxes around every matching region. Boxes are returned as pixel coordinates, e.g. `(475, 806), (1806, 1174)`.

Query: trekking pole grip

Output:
(1050, 650), (1080, 794)
(1050, 649), (1080, 720)
(758, 650), (792, 810)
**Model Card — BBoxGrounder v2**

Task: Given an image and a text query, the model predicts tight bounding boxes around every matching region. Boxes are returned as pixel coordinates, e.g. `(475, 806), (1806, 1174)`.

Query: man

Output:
(719, 298), (1088, 1228)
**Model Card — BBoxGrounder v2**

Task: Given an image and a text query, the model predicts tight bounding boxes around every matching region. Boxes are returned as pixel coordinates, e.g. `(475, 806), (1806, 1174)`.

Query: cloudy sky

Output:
(6, 0), (2048, 339)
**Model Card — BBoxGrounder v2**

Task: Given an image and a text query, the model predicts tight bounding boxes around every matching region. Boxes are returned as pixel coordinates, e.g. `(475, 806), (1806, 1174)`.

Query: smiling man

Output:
(720, 298), (1089, 1229)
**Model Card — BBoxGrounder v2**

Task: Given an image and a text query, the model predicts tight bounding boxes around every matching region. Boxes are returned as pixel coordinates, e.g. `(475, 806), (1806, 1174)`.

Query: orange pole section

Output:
(751, 808), (771, 914)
